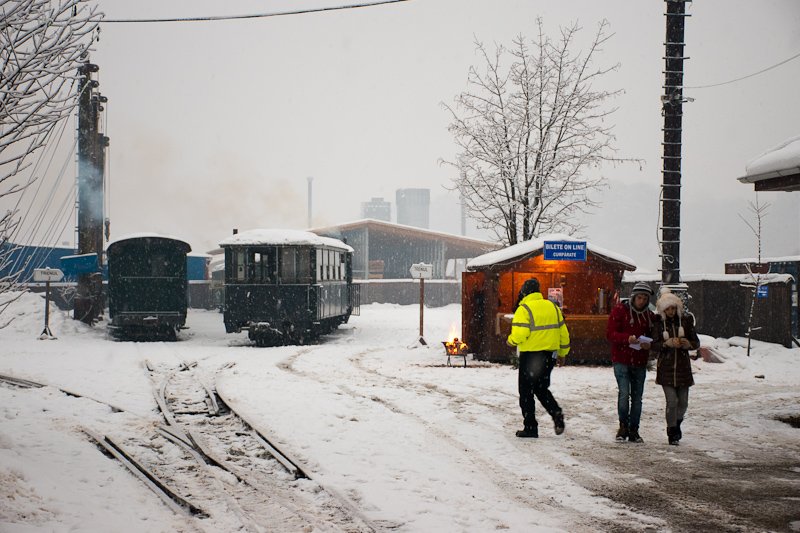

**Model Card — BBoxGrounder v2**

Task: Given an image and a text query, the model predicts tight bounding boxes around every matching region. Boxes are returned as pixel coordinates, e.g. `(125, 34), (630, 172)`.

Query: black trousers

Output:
(518, 350), (560, 429)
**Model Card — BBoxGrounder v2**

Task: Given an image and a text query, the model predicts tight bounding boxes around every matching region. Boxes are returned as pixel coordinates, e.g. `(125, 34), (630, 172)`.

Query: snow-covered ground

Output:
(1, 291), (799, 532)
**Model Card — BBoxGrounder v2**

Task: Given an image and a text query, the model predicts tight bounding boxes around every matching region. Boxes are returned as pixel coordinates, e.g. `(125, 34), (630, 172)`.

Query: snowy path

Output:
(2, 298), (799, 532)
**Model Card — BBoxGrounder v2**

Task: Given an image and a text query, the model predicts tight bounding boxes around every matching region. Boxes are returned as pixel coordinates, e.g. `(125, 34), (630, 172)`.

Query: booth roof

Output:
(219, 228), (353, 252)
(466, 233), (636, 270)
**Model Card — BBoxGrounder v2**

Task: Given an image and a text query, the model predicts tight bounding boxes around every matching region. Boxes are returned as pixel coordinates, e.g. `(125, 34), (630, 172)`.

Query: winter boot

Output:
(516, 426), (539, 438)
(615, 423), (629, 441)
(676, 419), (683, 442)
(628, 427), (644, 443)
(553, 411), (565, 435)
(667, 426), (679, 446)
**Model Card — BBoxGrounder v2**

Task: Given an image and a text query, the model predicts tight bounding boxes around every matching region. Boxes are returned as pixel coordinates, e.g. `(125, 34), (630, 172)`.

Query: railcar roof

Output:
(106, 232), (192, 251)
(219, 229), (353, 252)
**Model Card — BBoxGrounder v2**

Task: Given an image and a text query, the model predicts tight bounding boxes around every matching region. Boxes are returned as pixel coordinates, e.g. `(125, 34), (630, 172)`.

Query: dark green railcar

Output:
(107, 234), (191, 340)
(220, 229), (359, 346)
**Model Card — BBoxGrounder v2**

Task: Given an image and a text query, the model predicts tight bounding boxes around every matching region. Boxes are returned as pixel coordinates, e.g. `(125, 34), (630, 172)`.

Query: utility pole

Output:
(660, 0), (691, 295)
(74, 59), (109, 324)
(307, 176), (313, 228)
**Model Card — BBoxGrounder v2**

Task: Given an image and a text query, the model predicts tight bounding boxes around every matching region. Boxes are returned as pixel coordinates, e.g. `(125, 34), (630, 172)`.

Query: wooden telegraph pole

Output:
(660, 0), (691, 293)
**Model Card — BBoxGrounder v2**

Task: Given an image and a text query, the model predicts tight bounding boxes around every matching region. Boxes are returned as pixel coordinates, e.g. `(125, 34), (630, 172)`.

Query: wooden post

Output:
(41, 281), (53, 338)
(408, 262), (431, 347)
(419, 278), (424, 338)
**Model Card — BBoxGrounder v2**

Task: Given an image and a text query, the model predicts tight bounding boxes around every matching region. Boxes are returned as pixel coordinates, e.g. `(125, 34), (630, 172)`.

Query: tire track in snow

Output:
(279, 346), (652, 532)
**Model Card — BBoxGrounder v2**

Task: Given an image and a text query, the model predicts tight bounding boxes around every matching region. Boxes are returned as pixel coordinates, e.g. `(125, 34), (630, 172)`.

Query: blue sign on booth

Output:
(543, 241), (587, 261)
(757, 285), (769, 299)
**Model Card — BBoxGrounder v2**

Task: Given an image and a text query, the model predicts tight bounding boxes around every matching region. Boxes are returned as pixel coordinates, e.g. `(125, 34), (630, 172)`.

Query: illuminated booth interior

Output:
(462, 235), (636, 363)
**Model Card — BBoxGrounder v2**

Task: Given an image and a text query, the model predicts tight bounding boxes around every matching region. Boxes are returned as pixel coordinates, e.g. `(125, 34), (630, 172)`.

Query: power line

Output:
(101, 0), (411, 24)
(685, 49), (800, 89)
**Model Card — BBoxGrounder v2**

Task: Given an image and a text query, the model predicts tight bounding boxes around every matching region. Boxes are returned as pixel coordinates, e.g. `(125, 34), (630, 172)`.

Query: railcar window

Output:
(316, 249), (322, 281)
(339, 252), (345, 279)
(150, 253), (175, 277)
(280, 248), (296, 283)
(296, 249), (311, 283)
(249, 252), (260, 280)
(333, 251), (341, 280)
(236, 251), (246, 281)
(257, 248), (277, 283)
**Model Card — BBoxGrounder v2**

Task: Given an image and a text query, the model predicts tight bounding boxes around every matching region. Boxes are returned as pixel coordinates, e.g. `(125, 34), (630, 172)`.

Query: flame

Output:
(447, 322), (459, 342)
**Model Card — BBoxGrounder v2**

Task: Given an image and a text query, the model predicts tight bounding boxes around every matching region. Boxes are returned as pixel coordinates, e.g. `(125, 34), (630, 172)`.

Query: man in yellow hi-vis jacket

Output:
(507, 278), (570, 438)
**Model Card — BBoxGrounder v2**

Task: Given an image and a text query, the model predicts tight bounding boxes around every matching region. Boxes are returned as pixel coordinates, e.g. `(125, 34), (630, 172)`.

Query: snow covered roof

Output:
(310, 218), (500, 249)
(623, 272), (795, 284)
(219, 229), (353, 252)
(466, 233), (636, 270)
(725, 255), (800, 264)
(106, 232), (191, 251)
(737, 134), (800, 190)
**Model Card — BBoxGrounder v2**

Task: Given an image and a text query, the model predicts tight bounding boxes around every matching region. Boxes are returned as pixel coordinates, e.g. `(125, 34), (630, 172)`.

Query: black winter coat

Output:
(652, 314), (700, 388)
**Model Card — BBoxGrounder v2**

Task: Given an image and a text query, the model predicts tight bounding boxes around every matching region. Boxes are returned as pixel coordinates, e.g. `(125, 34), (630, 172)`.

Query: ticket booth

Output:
(462, 235), (636, 363)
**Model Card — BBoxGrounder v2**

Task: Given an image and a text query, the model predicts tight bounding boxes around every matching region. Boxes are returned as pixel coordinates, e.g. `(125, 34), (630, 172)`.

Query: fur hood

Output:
(656, 289), (685, 339)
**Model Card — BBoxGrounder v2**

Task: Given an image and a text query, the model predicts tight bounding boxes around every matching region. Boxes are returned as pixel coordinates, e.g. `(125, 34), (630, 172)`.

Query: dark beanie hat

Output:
(520, 278), (541, 297)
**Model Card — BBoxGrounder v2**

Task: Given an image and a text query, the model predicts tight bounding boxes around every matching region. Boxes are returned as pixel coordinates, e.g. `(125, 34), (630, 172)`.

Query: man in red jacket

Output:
(606, 281), (655, 443)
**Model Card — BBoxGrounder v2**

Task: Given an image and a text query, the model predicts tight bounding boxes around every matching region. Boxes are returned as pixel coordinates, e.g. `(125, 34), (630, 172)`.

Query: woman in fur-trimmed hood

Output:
(651, 289), (700, 446)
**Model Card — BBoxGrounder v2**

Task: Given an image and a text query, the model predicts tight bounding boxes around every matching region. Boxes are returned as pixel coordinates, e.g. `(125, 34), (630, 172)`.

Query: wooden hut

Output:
(462, 234), (636, 363)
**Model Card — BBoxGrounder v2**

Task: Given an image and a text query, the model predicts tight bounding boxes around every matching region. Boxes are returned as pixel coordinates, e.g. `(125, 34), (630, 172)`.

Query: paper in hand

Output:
(629, 335), (653, 351)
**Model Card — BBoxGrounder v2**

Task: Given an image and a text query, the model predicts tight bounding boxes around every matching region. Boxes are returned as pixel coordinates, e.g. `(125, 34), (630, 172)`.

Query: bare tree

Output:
(738, 194), (771, 356)
(442, 18), (638, 245)
(1, 0), (101, 325)
(738, 195), (770, 265)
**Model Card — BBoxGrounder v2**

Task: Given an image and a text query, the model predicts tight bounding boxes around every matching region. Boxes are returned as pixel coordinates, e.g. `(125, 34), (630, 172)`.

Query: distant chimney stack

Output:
(396, 188), (430, 229)
(307, 176), (314, 228)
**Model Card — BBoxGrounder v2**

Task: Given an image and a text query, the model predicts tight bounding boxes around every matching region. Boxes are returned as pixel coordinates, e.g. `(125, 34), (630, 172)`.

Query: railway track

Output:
(1, 364), (378, 532)
(143, 357), (377, 532)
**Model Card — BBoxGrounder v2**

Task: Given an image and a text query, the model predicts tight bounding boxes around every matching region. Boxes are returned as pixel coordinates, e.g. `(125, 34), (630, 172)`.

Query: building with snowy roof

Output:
(737, 135), (800, 192)
(724, 256), (799, 340)
(463, 234), (636, 363)
(309, 219), (501, 306)
(623, 271), (796, 348)
(310, 219), (499, 281)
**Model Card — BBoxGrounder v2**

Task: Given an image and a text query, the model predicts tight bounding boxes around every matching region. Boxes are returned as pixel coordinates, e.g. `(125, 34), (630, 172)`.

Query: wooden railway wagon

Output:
(107, 234), (192, 340)
(220, 229), (359, 346)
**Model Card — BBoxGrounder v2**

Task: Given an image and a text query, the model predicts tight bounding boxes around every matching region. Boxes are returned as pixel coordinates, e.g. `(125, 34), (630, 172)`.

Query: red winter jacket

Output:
(606, 302), (656, 367)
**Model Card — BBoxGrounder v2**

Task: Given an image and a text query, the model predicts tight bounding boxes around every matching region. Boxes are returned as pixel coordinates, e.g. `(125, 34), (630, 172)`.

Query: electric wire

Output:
(9, 77), (84, 246)
(685, 49), (800, 89)
(6, 76), (84, 278)
(13, 124), (73, 249)
(7, 118), (74, 275)
(9, 137), (78, 278)
(100, 0), (411, 23)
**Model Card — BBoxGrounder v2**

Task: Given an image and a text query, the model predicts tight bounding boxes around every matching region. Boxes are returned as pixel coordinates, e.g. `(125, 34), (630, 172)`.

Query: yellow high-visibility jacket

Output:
(507, 292), (570, 357)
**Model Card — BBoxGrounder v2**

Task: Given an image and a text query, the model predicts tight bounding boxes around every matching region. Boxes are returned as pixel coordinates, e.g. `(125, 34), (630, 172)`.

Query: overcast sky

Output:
(15, 0), (800, 273)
